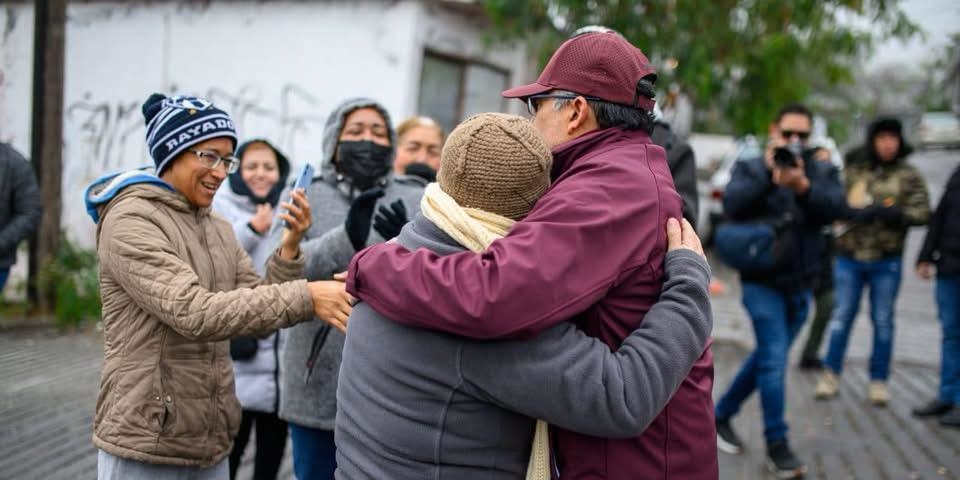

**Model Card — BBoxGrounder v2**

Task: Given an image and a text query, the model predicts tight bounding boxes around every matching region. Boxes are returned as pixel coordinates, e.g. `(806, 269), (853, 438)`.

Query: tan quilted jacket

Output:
(91, 183), (313, 467)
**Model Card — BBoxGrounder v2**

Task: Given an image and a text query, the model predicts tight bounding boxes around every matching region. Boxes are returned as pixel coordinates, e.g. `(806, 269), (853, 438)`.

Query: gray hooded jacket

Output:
(334, 214), (713, 479)
(278, 98), (425, 429)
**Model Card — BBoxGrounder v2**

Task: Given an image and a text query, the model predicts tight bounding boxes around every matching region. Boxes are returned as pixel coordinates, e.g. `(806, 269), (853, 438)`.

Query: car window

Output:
(923, 113), (960, 128)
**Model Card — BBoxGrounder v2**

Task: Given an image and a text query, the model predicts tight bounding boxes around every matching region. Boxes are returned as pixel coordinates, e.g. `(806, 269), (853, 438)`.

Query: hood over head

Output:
(319, 97), (395, 179)
(227, 139), (291, 206)
(866, 116), (913, 165)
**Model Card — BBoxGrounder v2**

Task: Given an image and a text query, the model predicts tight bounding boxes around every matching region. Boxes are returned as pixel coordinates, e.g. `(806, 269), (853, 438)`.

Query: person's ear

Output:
(567, 97), (590, 134)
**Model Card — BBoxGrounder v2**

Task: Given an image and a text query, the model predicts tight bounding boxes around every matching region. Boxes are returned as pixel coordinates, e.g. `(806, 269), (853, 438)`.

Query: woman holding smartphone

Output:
(87, 93), (352, 480)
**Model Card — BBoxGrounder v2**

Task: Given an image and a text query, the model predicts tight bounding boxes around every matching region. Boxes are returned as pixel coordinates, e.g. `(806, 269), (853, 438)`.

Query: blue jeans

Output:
(937, 275), (960, 404)
(0, 267), (9, 293)
(823, 256), (902, 380)
(715, 282), (811, 443)
(289, 423), (336, 480)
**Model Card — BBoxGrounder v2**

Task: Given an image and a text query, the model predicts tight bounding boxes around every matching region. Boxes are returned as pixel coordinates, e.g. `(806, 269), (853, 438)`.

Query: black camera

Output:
(772, 143), (803, 168)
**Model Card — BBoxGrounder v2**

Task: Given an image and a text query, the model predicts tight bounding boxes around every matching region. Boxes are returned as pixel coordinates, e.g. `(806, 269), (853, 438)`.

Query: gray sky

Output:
(868, 0), (959, 69)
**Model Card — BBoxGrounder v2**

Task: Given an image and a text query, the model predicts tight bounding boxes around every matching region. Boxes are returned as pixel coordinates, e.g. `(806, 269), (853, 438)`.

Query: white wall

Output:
(0, 1), (529, 254)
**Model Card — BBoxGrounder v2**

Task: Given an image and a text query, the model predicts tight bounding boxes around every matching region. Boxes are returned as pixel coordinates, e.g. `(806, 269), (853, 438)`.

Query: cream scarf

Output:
(420, 182), (551, 480)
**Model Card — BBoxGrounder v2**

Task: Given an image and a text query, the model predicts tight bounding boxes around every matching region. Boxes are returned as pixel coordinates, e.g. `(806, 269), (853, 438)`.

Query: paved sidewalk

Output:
(2, 327), (958, 480)
(0, 327), (295, 480)
(713, 342), (960, 480)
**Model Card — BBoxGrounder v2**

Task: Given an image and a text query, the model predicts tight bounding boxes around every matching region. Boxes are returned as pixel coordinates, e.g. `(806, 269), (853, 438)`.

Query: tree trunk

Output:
(27, 0), (66, 313)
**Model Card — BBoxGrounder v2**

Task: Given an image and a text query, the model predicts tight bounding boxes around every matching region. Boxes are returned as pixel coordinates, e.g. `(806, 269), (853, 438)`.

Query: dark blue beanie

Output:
(142, 93), (238, 174)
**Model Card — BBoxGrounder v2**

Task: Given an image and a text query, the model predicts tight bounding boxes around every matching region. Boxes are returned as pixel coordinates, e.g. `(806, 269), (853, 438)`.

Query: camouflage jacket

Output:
(836, 156), (930, 261)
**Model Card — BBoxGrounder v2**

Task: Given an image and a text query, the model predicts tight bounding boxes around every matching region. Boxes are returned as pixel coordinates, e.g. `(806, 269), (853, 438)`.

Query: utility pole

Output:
(28, 0), (66, 312)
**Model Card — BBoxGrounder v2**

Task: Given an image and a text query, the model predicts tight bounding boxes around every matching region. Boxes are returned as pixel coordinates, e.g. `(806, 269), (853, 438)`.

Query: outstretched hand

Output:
(306, 280), (355, 333)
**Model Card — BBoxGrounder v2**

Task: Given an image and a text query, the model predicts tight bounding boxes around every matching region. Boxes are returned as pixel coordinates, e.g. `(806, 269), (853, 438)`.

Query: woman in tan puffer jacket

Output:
(84, 93), (352, 480)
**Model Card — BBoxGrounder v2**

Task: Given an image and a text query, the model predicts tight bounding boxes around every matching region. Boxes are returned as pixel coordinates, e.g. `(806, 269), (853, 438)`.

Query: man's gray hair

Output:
(551, 90), (655, 133)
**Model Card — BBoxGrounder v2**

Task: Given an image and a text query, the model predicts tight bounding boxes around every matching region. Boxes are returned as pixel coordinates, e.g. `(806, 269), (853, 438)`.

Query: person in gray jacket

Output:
(0, 143), (42, 294)
(211, 139), (291, 480)
(278, 98), (424, 479)
(335, 113), (713, 479)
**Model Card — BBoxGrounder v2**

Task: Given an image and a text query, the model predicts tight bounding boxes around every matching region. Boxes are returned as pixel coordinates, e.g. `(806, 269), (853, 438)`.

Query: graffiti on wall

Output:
(65, 93), (143, 177)
(64, 83), (327, 179)
(205, 83), (327, 161)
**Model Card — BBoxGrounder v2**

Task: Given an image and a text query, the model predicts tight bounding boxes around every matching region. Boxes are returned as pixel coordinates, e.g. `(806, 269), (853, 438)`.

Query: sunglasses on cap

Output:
(780, 130), (811, 141)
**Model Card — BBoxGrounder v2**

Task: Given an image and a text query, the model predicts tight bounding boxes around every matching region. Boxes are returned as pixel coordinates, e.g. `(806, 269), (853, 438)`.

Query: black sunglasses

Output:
(526, 94), (602, 116)
(780, 130), (811, 141)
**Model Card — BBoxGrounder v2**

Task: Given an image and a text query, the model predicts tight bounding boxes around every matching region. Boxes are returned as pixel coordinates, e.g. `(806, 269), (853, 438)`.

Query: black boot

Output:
(767, 440), (807, 479)
(940, 406), (960, 428)
(913, 399), (954, 417)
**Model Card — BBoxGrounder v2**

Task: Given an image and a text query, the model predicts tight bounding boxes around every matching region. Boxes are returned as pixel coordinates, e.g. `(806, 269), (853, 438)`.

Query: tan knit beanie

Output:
(438, 113), (553, 220)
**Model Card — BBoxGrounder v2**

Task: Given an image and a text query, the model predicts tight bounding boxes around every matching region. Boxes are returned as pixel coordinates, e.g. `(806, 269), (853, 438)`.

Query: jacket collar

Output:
(550, 127), (652, 179)
(396, 213), (467, 256)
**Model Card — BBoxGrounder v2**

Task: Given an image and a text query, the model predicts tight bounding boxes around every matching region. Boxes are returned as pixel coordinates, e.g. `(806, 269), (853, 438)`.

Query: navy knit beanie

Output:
(142, 93), (238, 174)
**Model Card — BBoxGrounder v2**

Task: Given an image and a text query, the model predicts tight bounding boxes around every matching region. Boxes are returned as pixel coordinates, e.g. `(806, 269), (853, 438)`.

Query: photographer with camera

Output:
(714, 104), (845, 478)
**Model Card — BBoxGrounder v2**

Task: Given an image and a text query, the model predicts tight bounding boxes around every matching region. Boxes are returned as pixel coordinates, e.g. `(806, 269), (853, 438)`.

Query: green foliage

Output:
(38, 234), (100, 329)
(481, 0), (920, 136)
(916, 36), (959, 112)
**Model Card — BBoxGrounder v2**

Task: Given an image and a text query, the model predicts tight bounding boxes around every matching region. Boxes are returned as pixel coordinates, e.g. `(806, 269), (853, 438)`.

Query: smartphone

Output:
(290, 163), (315, 193)
(272, 164), (315, 233)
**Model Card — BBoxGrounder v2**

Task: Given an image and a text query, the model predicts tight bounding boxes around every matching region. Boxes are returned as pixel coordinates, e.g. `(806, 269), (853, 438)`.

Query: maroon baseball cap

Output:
(502, 31), (657, 110)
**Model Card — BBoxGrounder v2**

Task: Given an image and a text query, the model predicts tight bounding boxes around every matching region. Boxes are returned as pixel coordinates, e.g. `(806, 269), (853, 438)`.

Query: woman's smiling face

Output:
(161, 137), (235, 208)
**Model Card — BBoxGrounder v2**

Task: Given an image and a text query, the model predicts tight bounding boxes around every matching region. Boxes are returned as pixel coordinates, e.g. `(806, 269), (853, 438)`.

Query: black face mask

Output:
(337, 140), (393, 190)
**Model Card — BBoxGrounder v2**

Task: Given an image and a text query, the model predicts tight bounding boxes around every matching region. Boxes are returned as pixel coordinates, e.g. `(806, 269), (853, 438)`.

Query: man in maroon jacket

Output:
(346, 31), (716, 479)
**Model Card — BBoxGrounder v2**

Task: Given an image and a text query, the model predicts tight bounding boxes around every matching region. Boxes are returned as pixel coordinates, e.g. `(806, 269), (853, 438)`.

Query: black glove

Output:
(404, 163), (437, 182)
(874, 205), (905, 226)
(846, 206), (879, 224)
(846, 205), (904, 226)
(373, 199), (408, 241)
(345, 187), (385, 251)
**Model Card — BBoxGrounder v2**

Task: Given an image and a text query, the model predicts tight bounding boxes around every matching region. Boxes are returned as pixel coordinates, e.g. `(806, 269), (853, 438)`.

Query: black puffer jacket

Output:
(917, 164), (960, 275)
(723, 154), (846, 292)
(0, 143), (42, 268)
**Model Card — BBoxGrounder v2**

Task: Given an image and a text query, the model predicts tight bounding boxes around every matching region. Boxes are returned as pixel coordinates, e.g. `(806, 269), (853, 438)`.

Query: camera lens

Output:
(773, 147), (796, 168)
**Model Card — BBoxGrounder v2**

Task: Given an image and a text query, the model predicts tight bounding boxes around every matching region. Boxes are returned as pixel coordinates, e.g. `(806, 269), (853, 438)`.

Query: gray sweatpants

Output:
(97, 450), (228, 480)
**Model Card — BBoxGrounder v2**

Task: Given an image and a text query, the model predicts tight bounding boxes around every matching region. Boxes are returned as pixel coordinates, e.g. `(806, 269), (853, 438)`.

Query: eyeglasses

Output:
(526, 94), (602, 116)
(780, 130), (811, 141)
(189, 149), (239, 174)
